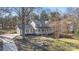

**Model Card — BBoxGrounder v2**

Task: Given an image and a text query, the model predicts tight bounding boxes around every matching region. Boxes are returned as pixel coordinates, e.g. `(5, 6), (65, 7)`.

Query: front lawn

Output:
(14, 35), (79, 51)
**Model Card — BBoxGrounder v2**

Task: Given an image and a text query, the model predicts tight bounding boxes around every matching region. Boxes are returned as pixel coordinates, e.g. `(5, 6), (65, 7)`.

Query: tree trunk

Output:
(21, 7), (26, 41)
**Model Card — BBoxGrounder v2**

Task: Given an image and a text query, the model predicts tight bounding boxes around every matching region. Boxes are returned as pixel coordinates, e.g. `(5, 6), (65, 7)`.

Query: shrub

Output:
(75, 29), (79, 36)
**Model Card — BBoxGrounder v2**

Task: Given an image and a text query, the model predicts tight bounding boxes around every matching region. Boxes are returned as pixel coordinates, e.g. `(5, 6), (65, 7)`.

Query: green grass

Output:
(48, 39), (79, 51)
(31, 37), (79, 51)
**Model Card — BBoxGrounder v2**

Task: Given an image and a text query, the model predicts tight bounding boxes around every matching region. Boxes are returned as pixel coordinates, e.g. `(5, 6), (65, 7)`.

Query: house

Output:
(16, 24), (35, 35)
(17, 16), (76, 35)
(16, 20), (53, 35)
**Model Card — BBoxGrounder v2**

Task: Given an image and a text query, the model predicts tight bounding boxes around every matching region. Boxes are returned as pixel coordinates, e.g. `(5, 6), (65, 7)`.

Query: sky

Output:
(34, 7), (68, 15)
(49, 7), (67, 13)
(11, 7), (68, 16)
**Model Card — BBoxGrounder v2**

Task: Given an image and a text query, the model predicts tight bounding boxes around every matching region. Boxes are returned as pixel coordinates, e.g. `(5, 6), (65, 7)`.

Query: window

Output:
(42, 29), (44, 32)
(31, 29), (33, 32)
(31, 29), (34, 32)
(38, 29), (40, 32)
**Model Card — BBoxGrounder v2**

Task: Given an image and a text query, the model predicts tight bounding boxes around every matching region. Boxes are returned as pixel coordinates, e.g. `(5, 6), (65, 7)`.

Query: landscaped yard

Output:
(14, 35), (79, 51)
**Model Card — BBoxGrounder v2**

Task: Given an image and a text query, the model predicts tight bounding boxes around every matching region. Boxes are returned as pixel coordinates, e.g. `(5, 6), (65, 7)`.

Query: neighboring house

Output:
(16, 20), (53, 35)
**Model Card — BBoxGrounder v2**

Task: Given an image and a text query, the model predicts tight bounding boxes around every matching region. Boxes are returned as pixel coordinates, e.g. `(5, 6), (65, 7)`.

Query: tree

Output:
(40, 10), (49, 21)
(50, 11), (61, 21)
(12, 7), (35, 41)
(30, 13), (39, 20)
(67, 8), (79, 33)
(49, 11), (61, 39)
(0, 7), (11, 29)
(0, 7), (37, 41)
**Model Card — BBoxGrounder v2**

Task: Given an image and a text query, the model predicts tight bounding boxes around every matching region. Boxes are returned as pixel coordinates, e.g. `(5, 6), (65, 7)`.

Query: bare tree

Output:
(0, 7), (11, 29)
(12, 7), (35, 41)
(49, 9), (61, 39)
(67, 8), (79, 32)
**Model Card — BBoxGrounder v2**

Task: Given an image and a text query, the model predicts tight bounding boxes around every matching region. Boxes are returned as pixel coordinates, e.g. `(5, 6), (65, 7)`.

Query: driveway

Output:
(0, 34), (19, 51)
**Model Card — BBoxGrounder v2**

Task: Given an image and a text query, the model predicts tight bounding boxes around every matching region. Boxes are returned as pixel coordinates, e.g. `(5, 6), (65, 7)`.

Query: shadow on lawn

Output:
(15, 36), (48, 51)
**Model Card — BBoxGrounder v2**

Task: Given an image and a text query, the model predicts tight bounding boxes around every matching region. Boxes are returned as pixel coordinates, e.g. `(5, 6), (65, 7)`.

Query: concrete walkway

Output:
(0, 34), (19, 51)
